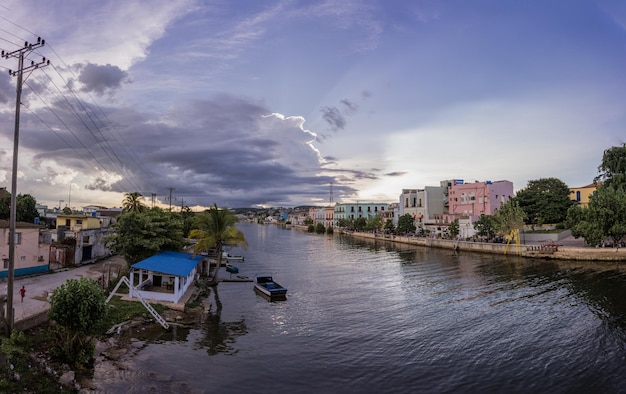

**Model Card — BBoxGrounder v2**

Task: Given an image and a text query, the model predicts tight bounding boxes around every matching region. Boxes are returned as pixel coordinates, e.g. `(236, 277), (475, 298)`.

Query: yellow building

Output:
(570, 182), (601, 207)
(56, 214), (105, 231)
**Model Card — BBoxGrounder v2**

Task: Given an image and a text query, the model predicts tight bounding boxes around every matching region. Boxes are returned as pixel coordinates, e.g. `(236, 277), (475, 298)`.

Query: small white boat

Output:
(222, 251), (245, 261)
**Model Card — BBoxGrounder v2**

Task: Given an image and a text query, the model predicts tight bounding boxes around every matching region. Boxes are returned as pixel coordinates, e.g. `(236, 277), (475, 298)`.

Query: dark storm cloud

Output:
(85, 177), (114, 191)
(78, 63), (130, 95)
(386, 171), (407, 177)
(20, 93), (360, 207)
(321, 92), (370, 132)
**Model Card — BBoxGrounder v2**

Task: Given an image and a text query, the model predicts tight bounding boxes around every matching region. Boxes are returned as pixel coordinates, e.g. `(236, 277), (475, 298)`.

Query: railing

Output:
(106, 277), (169, 329)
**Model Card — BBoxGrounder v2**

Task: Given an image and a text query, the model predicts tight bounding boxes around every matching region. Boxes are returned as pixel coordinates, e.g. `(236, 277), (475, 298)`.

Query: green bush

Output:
(48, 278), (107, 368)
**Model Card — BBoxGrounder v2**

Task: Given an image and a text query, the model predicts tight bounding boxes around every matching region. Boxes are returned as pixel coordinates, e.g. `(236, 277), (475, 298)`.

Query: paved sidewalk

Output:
(2, 256), (126, 326)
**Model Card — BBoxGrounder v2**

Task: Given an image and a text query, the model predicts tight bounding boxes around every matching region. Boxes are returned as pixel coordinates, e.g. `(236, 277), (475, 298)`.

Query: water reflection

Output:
(95, 224), (626, 392)
(195, 285), (248, 355)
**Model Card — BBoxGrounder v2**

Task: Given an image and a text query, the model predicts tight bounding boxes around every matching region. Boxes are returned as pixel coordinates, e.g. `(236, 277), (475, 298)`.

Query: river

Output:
(95, 222), (626, 393)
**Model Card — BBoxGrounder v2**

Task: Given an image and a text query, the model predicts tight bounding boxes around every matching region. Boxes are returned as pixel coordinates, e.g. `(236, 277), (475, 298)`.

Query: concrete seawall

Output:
(290, 225), (626, 262)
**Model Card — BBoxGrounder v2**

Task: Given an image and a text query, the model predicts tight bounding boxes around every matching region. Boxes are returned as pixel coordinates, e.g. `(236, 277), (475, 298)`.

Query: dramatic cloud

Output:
(1, 0), (624, 210)
(78, 63), (130, 95)
(15, 93), (348, 207)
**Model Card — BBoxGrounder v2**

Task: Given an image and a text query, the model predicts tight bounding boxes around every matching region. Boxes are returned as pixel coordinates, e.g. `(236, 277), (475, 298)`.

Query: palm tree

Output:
(122, 192), (146, 213)
(190, 204), (247, 284)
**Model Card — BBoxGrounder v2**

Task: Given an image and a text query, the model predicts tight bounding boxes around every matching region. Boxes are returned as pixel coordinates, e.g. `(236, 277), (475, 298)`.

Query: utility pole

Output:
(166, 187), (175, 212)
(2, 37), (50, 335)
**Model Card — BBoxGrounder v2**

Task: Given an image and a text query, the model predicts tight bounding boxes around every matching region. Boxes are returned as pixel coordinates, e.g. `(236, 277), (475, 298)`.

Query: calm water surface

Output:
(98, 223), (626, 393)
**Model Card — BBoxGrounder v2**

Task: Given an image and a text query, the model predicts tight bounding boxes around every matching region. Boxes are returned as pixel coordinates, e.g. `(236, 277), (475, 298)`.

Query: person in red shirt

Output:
(19, 286), (25, 302)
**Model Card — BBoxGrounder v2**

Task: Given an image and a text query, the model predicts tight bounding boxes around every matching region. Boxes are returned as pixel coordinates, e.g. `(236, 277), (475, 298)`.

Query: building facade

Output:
(569, 182), (599, 207)
(447, 180), (514, 218)
(0, 220), (49, 278)
(398, 187), (445, 229)
(334, 202), (389, 226)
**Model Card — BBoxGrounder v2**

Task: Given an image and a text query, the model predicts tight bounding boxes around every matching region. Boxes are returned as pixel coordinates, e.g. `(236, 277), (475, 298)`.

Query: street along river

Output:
(95, 222), (626, 393)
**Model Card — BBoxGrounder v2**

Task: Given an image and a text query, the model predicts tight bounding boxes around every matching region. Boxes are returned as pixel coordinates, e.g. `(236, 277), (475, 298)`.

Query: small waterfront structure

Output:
(129, 251), (204, 304)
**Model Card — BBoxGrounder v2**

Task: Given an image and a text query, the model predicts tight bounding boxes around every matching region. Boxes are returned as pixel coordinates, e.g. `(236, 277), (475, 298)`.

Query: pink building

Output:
(448, 180), (514, 217)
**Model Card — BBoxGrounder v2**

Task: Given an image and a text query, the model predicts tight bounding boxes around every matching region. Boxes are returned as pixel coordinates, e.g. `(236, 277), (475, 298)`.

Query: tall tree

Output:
(595, 143), (626, 190)
(449, 219), (460, 239)
(189, 204), (247, 284)
(179, 205), (196, 238)
(568, 143), (626, 246)
(106, 208), (186, 265)
(365, 215), (383, 232)
(122, 192), (147, 213)
(396, 213), (417, 234)
(0, 193), (40, 222)
(514, 178), (574, 224)
(473, 214), (497, 240)
(494, 199), (526, 236)
(567, 186), (626, 246)
(384, 219), (395, 234)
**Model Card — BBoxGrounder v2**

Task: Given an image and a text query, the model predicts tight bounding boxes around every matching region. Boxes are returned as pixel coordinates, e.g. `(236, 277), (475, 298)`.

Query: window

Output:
(76, 219), (83, 225)
(576, 191), (581, 201)
(367, 207), (371, 212)
(351, 207), (354, 212)
(2, 259), (7, 269)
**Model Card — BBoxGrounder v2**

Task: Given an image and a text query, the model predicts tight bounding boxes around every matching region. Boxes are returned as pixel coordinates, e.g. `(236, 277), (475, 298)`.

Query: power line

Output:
(1, 36), (50, 335)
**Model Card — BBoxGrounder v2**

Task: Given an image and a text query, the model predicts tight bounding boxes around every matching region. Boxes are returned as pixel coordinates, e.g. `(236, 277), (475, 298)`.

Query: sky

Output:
(1, 0), (625, 210)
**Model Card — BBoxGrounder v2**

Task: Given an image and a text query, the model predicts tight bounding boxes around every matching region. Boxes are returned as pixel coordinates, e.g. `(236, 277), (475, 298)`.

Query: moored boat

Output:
(226, 263), (239, 273)
(222, 251), (245, 261)
(254, 275), (287, 299)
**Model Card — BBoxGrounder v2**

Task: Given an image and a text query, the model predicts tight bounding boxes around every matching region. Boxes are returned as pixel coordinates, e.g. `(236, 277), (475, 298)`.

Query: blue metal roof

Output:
(131, 251), (203, 277)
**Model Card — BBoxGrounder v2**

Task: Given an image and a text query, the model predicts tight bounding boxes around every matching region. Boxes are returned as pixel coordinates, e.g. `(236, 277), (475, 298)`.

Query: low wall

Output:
(523, 230), (572, 244)
(14, 309), (49, 332)
(0, 264), (50, 279)
(336, 230), (626, 262)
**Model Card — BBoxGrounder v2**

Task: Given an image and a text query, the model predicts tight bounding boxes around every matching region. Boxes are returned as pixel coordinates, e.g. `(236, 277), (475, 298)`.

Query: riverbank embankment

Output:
(290, 225), (626, 262)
